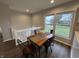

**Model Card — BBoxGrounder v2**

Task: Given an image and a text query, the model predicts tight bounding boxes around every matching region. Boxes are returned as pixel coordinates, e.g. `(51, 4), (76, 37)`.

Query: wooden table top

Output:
(28, 32), (53, 46)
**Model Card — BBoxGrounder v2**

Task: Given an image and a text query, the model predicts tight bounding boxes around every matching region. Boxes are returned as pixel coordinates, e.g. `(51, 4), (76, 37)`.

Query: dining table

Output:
(27, 32), (54, 57)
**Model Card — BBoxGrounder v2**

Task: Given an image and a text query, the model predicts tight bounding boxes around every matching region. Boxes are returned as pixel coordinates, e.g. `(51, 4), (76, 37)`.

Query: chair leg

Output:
(35, 48), (38, 58)
(27, 54), (34, 58)
(50, 46), (52, 53)
(23, 53), (34, 58)
(30, 54), (34, 58)
(45, 46), (48, 57)
(51, 42), (54, 46)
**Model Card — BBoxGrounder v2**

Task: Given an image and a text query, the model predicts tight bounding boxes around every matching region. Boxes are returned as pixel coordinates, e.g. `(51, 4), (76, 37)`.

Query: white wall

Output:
(0, 2), (11, 41)
(10, 10), (32, 30)
(0, 2), (32, 41)
(10, 10), (32, 44)
(32, 14), (44, 28)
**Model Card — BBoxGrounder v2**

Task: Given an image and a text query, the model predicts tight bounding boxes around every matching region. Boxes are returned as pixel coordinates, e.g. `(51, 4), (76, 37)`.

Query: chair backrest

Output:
(50, 30), (53, 34)
(48, 36), (55, 43)
(34, 30), (37, 35)
(17, 39), (29, 48)
(17, 39), (25, 47)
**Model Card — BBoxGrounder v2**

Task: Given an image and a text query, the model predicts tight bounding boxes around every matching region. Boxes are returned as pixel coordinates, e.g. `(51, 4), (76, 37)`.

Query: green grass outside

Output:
(44, 25), (70, 38)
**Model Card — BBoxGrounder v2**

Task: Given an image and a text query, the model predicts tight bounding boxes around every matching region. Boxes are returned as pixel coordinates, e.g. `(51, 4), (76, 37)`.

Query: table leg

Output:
(45, 46), (48, 57)
(38, 47), (40, 58)
(35, 47), (38, 58)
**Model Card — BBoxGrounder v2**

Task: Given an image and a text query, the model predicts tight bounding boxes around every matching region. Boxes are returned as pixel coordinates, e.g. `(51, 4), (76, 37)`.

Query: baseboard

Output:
(3, 39), (13, 42)
(55, 39), (71, 47)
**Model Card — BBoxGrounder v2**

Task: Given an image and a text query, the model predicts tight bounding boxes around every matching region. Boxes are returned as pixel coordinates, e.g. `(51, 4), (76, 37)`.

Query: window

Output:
(44, 15), (55, 32)
(55, 13), (73, 39)
(44, 12), (74, 39)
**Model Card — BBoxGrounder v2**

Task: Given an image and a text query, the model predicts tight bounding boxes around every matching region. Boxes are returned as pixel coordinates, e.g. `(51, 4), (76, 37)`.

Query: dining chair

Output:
(43, 30), (55, 57)
(43, 37), (54, 56)
(50, 30), (55, 46)
(50, 30), (53, 34)
(17, 39), (37, 58)
(34, 30), (37, 35)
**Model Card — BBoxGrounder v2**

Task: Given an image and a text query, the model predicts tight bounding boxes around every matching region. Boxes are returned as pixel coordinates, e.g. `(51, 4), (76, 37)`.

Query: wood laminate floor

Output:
(47, 42), (70, 58)
(33, 41), (70, 58)
(0, 41), (70, 58)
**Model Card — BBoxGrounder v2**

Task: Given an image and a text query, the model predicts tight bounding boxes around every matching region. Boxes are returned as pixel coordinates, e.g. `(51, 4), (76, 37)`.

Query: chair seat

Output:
(43, 40), (51, 47)
(17, 39), (37, 57)
(43, 36), (55, 47)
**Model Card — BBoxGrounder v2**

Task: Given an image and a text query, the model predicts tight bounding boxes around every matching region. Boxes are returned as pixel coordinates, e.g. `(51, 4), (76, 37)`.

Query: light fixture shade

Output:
(26, 9), (30, 12)
(50, 0), (54, 3)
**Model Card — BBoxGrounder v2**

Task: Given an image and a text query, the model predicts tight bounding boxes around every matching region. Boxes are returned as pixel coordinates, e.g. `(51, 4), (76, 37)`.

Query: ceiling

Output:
(0, 0), (73, 14)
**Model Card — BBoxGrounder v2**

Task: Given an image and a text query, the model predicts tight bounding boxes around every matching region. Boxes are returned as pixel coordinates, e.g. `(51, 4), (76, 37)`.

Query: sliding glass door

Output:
(55, 12), (73, 39)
